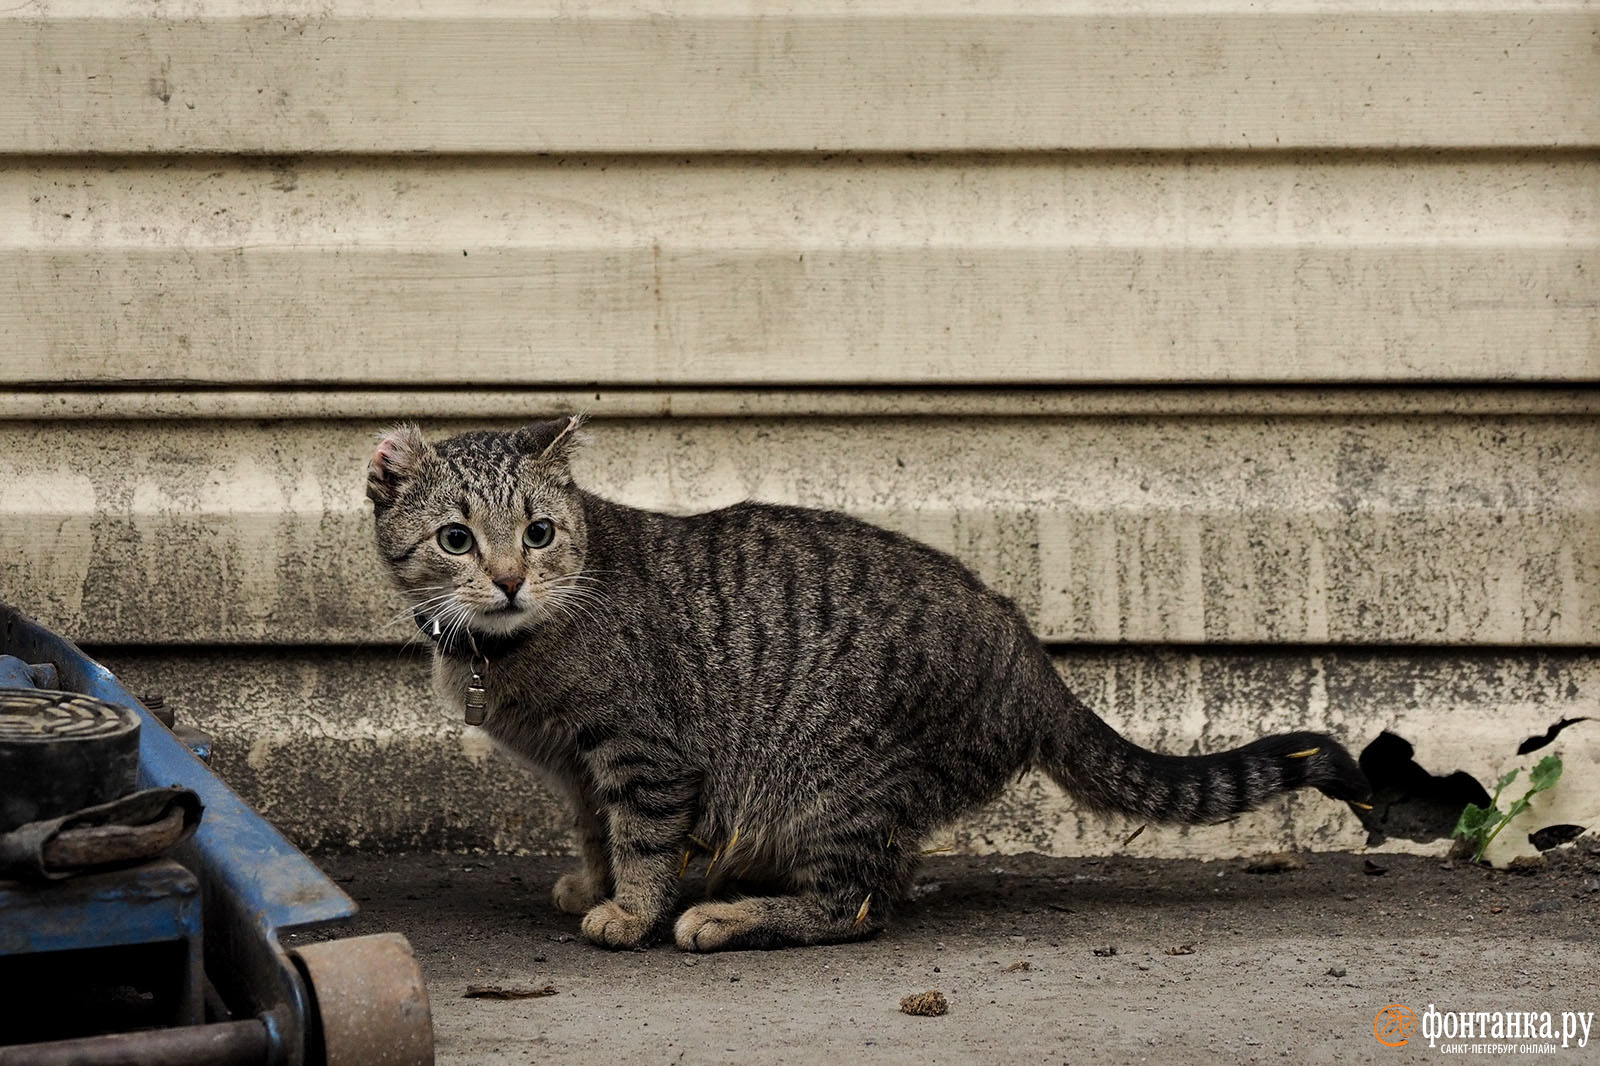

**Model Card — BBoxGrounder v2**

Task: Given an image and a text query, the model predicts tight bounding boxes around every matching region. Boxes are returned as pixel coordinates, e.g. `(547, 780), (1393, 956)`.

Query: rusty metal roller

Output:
(0, 689), (140, 833)
(293, 933), (435, 1066)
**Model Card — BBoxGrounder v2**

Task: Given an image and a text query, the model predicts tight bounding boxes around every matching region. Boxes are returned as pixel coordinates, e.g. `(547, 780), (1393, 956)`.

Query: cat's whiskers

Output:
(380, 589), (459, 631)
(540, 577), (613, 633)
(388, 590), (475, 657)
(407, 588), (461, 611)
(547, 570), (610, 600)
(546, 582), (606, 611)
(433, 598), (474, 653)
(391, 591), (462, 653)
(542, 587), (598, 630)
(537, 596), (581, 631)
(507, 570), (613, 636)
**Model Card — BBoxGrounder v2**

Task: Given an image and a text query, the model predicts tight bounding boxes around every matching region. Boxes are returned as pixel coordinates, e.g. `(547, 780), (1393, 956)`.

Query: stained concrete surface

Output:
(14, 415), (1597, 646)
(295, 846), (1600, 1065)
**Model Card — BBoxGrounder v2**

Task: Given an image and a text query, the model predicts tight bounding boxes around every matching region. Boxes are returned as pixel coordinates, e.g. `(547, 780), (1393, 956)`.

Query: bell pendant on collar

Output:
(464, 668), (487, 726)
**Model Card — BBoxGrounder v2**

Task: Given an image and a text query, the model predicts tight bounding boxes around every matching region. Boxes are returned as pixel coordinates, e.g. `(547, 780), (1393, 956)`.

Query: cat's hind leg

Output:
(674, 838), (915, 952)
(674, 892), (877, 951)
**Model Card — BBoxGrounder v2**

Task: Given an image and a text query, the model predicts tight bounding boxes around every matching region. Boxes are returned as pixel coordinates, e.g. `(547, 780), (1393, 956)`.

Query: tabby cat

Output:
(367, 415), (1369, 952)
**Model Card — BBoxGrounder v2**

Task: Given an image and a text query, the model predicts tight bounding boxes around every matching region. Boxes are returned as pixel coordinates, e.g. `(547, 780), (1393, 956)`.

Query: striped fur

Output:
(368, 416), (1370, 951)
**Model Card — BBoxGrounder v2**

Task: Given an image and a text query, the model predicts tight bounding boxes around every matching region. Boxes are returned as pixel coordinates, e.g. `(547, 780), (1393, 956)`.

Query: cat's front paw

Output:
(580, 900), (653, 949)
(552, 870), (607, 915)
(674, 901), (759, 952)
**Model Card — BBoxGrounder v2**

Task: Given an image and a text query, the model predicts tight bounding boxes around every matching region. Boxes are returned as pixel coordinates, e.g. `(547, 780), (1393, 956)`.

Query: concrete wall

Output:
(2, 1), (1596, 860)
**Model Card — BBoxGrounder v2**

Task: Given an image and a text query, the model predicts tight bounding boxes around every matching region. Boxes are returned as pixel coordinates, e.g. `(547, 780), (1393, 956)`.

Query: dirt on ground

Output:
(295, 845), (1600, 1065)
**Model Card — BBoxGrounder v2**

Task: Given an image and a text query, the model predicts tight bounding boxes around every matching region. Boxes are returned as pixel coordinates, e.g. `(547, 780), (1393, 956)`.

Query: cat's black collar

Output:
(413, 609), (527, 660)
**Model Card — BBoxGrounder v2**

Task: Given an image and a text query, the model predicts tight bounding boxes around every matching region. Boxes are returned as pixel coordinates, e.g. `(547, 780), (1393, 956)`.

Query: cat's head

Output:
(366, 415), (591, 639)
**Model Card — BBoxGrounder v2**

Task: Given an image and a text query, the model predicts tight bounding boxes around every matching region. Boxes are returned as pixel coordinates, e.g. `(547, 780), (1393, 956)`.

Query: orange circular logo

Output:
(1375, 1004), (1418, 1047)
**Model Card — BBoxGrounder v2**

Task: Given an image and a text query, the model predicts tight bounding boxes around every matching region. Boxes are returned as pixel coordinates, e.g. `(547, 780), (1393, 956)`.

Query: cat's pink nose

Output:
(493, 576), (524, 601)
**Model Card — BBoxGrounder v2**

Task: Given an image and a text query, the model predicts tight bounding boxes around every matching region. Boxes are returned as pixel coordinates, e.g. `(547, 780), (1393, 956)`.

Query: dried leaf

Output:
(899, 990), (948, 1017)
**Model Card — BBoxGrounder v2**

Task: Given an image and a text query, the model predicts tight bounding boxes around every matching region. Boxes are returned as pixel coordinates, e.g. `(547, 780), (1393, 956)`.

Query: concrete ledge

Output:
(91, 645), (1600, 860)
(6, 387), (1599, 421)
(2, 413), (1593, 646)
(4, 156), (1595, 384)
(7, 3), (1595, 153)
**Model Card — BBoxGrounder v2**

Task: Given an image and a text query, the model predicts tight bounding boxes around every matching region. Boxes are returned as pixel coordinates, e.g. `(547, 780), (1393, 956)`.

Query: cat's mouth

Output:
(469, 597), (545, 637)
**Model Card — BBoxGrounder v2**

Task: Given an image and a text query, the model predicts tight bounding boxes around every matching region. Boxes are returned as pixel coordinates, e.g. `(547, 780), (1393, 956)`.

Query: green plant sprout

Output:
(1452, 754), (1563, 864)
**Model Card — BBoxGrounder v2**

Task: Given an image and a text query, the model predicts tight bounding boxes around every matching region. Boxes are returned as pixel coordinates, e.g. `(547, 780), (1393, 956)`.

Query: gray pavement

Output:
(294, 847), (1600, 1065)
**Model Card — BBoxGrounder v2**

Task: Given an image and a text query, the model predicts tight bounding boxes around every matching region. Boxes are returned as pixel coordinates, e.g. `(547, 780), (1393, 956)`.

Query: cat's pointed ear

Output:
(513, 413), (589, 468)
(367, 423), (429, 505)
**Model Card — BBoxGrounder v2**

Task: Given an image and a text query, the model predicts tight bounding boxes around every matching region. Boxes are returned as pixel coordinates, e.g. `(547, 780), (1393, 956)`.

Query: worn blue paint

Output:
(0, 860), (200, 956)
(0, 655), (38, 689)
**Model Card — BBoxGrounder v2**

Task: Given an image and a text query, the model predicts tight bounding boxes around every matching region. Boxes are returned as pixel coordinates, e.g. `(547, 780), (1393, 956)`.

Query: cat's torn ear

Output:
(513, 413), (590, 469)
(367, 423), (428, 505)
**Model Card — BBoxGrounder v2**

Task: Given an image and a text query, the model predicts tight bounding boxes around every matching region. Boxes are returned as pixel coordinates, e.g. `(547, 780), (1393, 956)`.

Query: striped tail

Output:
(1039, 690), (1370, 824)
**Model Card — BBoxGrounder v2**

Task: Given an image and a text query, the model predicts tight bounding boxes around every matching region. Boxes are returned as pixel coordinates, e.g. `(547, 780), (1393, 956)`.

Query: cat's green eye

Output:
(437, 524), (475, 555)
(523, 519), (556, 550)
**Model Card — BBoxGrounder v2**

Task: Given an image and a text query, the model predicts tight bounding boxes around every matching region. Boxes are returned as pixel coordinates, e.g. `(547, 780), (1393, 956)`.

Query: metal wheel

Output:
(292, 933), (434, 1066)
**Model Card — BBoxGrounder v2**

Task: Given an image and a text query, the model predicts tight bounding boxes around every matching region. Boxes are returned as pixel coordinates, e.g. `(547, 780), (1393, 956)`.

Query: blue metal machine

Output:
(0, 603), (434, 1066)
